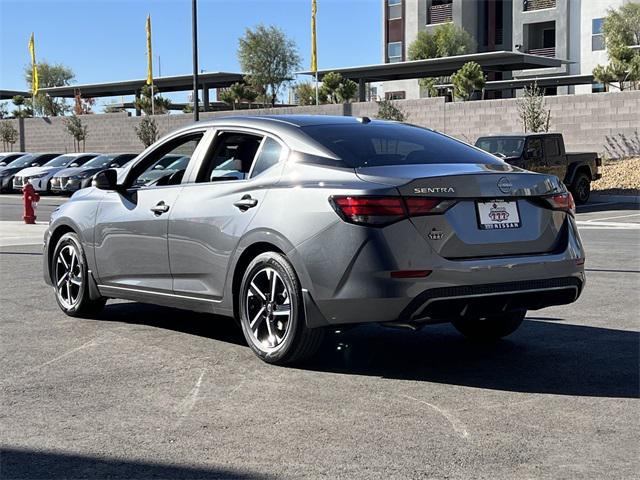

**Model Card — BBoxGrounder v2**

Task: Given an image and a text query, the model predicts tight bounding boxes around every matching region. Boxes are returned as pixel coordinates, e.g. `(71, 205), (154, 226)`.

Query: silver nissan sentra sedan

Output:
(43, 115), (585, 364)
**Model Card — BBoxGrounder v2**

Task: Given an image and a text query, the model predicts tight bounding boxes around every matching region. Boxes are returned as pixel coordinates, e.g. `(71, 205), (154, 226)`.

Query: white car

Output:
(13, 152), (99, 193)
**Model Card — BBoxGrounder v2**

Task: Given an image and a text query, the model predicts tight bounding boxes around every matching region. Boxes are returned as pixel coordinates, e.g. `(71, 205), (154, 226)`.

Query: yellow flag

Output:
(146, 15), (153, 85)
(28, 33), (39, 95)
(311, 0), (317, 72)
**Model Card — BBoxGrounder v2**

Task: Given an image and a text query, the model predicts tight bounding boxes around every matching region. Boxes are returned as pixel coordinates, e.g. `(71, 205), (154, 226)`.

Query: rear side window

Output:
(545, 137), (560, 156)
(302, 123), (503, 168)
(251, 138), (282, 177)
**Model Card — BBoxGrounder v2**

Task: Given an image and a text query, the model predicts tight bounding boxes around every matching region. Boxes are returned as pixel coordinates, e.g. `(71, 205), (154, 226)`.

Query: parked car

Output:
(475, 133), (602, 204)
(133, 154), (190, 186)
(44, 116), (585, 365)
(51, 153), (138, 194)
(0, 153), (62, 193)
(13, 152), (99, 193)
(0, 152), (29, 168)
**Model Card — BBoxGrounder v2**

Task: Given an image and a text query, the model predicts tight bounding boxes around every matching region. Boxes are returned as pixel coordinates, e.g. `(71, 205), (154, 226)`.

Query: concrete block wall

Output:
(8, 90), (640, 158)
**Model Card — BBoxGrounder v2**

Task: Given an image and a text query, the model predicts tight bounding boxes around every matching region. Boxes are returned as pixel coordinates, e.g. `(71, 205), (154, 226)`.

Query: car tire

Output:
(52, 232), (106, 318)
(239, 252), (324, 365)
(570, 172), (591, 205)
(452, 310), (526, 341)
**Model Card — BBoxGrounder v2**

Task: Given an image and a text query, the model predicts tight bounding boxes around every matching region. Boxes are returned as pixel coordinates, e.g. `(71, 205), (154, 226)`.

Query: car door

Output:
(93, 129), (208, 293)
(168, 129), (287, 301)
(544, 135), (566, 180)
(523, 137), (545, 174)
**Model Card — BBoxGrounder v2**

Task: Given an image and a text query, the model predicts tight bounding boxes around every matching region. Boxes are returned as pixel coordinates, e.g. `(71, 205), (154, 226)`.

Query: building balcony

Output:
(527, 47), (556, 57)
(428, 3), (453, 25)
(523, 0), (556, 12)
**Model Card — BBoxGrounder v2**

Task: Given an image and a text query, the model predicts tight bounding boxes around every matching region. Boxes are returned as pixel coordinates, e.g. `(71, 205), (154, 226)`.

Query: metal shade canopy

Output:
(38, 71), (244, 98)
(298, 51), (570, 82)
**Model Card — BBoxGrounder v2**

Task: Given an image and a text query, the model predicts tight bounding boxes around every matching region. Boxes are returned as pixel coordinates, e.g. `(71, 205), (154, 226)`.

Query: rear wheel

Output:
(452, 310), (526, 341)
(570, 172), (591, 205)
(53, 232), (106, 317)
(239, 252), (324, 365)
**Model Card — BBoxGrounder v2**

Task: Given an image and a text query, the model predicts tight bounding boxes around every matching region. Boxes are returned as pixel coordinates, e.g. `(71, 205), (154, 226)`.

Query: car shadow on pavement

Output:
(302, 320), (640, 399)
(577, 201), (639, 214)
(97, 302), (638, 400)
(0, 447), (272, 480)
(96, 302), (247, 347)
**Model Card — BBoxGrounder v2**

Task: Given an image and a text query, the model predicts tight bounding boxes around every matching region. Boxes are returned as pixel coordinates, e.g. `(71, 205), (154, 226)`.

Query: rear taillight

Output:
(543, 192), (575, 215)
(330, 196), (452, 227)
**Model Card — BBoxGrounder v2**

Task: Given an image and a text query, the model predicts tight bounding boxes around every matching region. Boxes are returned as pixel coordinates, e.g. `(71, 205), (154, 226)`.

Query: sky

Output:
(0, 0), (382, 111)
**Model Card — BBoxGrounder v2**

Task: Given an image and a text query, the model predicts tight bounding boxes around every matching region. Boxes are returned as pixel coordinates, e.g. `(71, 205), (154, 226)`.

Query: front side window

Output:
(197, 132), (263, 183)
(302, 123), (504, 168)
(526, 138), (543, 158)
(128, 133), (204, 188)
(45, 154), (91, 168)
(476, 137), (525, 158)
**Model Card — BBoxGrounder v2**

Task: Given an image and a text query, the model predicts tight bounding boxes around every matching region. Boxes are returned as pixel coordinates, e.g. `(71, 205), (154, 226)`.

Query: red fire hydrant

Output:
(22, 183), (40, 224)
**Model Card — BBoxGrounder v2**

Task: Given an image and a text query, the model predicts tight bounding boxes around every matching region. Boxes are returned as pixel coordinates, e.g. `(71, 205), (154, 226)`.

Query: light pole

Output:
(192, 0), (199, 122)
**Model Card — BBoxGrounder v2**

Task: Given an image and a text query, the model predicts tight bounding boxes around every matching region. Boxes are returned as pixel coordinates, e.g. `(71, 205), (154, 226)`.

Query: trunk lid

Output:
(357, 163), (568, 259)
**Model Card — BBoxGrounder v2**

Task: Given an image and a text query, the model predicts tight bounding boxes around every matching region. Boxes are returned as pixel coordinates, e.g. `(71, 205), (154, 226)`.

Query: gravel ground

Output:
(592, 157), (640, 196)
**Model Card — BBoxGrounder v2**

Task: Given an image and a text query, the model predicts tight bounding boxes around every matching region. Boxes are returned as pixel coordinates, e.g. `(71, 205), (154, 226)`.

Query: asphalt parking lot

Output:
(1, 194), (638, 479)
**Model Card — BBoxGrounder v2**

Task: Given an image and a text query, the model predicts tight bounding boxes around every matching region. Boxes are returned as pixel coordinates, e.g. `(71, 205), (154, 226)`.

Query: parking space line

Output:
(585, 213), (640, 222)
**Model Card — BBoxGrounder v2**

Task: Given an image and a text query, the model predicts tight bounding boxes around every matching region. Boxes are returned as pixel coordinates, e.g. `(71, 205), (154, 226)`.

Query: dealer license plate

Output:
(476, 200), (521, 230)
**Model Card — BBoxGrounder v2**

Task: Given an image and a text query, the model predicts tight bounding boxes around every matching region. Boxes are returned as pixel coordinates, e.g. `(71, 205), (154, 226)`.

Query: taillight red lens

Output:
(331, 196), (450, 227)
(404, 197), (442, 216)
(331, 196), (405, 226)
(544, 192), (576, 215)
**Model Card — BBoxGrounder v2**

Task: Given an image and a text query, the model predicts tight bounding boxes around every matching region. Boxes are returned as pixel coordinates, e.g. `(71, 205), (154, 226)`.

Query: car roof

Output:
(477, 133), (560, 138)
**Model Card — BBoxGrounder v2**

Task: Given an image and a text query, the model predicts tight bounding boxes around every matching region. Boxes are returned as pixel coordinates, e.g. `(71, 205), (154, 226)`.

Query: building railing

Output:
(527, 47), (556, 57)
(428, 3), (453, 24)
(523, 0), (556, 12)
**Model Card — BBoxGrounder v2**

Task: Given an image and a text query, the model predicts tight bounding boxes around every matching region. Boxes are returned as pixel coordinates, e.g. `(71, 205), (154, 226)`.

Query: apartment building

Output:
(378, 0), (628, 99)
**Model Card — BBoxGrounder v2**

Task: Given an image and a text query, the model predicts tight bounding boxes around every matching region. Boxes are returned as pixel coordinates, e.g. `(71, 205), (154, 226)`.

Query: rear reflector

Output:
(390, 270), (432, 278)
(330, 196), (452, 227)
(543, 192), (576, 215)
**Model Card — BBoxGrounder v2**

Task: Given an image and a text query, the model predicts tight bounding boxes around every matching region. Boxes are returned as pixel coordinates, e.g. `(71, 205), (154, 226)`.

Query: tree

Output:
(0, 103), (8, 119)
(376, 100), (406, 122)
(73, 91), (95, 115)
(451, 61), (486, 101)
(593, 3), (640, 91)
(11, 95), (32, 119)
(24, 61), (74, 116)
(294, 82), (323, 106)
(602, 2), (640, 48)
(517, 82), (551, 133)
(318, 72), (358, 104)
(135, 117), (158, 148)
(63, 115), (88, 152)
(0, 122), (18, 150)
(408, 23), (474, 61)
(134, 84), (171, 115)
(238, 24), (301, 106)
(420, 77), (439, 98)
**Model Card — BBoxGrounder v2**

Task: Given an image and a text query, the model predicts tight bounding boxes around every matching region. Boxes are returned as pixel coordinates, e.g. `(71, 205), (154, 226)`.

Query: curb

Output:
(590, 194), (640, 205)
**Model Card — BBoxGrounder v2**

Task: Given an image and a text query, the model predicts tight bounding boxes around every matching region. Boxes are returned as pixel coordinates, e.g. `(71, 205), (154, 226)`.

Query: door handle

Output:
(234, 195), (258, 211)
(150, 201), (170, 215)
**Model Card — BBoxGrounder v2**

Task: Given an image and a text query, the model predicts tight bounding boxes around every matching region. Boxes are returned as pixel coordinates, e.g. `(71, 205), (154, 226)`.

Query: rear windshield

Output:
(302, 123), (503, 168)
(476, 137), (525, 158)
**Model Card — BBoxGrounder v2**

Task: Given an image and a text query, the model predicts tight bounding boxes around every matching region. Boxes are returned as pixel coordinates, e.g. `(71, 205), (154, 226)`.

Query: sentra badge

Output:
(413, 187), (455, 194)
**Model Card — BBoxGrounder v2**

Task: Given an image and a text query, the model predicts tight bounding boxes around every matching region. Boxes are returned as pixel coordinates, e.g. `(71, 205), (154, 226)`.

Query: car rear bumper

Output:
(298, 216), (585, 327)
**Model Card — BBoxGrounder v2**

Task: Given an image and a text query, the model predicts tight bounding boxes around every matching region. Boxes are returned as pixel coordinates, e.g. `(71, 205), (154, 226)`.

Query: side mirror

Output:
(69, 163), (79, 167)
(92, 169), (118, 190)
(153, 164), (164, 170)
(0, 162), (6, 167)
(525, 148), (537, 159)
(109, 163), (119, 168)
(31, 162), (39, 167)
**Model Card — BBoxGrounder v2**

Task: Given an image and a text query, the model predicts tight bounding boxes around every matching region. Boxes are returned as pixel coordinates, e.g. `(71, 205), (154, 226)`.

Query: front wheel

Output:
(53, 232), (106, 317)
(452, 310), (526, 341)
(570, 172), (591, 205)
(239, 252), (324, 365)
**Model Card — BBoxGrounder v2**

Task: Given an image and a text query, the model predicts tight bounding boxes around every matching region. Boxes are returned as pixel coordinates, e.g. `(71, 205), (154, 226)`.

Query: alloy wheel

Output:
(244, 267), (292, 351)
(55, 244), (83, 310)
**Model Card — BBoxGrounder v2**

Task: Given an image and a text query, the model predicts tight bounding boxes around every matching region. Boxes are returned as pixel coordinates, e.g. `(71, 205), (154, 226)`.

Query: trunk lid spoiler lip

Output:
(355, 163), (563, 197)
